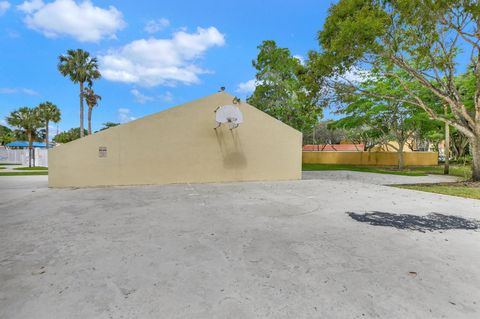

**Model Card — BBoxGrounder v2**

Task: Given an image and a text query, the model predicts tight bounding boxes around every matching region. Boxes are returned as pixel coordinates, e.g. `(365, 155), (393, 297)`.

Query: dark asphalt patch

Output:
(347, 211), (480, 232)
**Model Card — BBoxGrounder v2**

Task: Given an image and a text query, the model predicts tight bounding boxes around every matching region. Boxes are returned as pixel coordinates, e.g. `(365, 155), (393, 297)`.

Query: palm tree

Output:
(37, 101), (61, 148)
(83, 86), (102, 135)
(58, 49), (101, 138)
(6, 107), (42, 167)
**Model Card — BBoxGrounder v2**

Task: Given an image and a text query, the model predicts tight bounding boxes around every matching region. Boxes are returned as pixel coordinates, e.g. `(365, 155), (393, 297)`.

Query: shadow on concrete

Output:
(347, 211), (480, 232)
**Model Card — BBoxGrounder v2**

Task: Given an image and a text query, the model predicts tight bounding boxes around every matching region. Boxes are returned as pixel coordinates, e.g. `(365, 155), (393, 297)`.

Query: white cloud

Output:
(319, 66), (372, 100)
(17, 0), (42, 13)
(159, 91), (173, 102)
(18, 0), (125, 42)
(235, 79), (256, 94)
(144, 18), (169, 33)
(100, 26), (225, 87)
(333, 66), (372, 84)
(0, 87), (38, 95)
(0, 1), (11, 15)
(130, 88), (154, 104)
(130, 89), (174, 104)
(293, 54), (305, 65)
(117, 108), (136, 123)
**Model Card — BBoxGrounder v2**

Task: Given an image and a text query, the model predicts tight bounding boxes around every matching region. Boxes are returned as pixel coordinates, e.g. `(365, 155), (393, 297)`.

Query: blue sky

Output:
(0, 0), (336, 134)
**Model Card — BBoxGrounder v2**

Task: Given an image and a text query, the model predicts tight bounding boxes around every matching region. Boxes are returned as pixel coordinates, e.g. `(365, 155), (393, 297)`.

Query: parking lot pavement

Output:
(0, 176), (49, 203)
(1, 174), (479, 318)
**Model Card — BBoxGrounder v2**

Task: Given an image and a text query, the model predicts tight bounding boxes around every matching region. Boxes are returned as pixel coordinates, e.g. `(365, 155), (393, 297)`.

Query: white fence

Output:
(0, 148), (48, 167)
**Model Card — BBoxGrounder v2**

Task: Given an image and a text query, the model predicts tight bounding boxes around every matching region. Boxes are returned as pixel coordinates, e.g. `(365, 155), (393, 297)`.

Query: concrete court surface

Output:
(0, 173), (480, 319)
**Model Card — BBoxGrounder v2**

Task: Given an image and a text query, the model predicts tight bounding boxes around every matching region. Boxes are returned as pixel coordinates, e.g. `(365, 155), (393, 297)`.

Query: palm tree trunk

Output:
(80, 82), (85, 138)
(88, 106), (92, 135)
(45, 120), (49, 149)
(27, 130), (32, 168)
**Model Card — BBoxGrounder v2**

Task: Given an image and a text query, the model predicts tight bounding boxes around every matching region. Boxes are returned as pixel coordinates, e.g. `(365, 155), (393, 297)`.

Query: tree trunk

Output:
(398, 142), (404, 170)
(472, 137), (480, 182)
(80, 82), (85, 138)
(88, 106), (92, 135)
(444, 122), (450, 175)
(45, 120), (49, 149)
(451, 141), (459, 160)
(27, 130), (32, 168)
(458, 142), (467, 161)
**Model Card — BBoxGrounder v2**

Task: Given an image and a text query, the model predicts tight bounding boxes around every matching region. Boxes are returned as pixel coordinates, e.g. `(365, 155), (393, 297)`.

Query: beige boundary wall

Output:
(302, 151), (438, 166)
(49, 92), (302, 187)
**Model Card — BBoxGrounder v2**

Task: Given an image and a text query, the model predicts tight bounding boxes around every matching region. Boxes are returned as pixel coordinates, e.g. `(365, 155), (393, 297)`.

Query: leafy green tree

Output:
(6, 107), (42, 167)
(11, 129), (44, 143)
(36, 101), (61, 148)
(316, 0), (480, 180)
(247, 40), (323, 132)
(411, 113), (444, 153)
(446, 69), (476, 162)
(451, 128), (470, 161)
(53, 127), (88, 144)
(98, 122), (120, 132)
(0, 124), (11, 136)
(12, 129), (26, 141)
(303, 120), (346, 145)
(0, 125), (14, 145)
(332, 73), (437, 168)
(341, 125), (384, 151)
(58, 49), (101, 139)
(36, 129), (47, 142)
(83, 86), (101, 135)
(0, 131), (15, 146)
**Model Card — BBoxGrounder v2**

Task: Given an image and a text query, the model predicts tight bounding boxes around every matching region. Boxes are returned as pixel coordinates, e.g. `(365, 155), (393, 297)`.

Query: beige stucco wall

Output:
(49, 92), (302, 187)
(302, 151), (438, 166)
(370, 141), (414, 152)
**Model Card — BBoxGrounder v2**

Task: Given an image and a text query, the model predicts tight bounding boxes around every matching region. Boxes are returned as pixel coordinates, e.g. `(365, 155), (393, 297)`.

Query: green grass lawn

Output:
(0, 163), (21, 165)
(302, 163), (477, 200)
(303, 163), (472, 179)
(397, 183), (480, 200)
(0, 171), (48, 176)
(302, 164), (428, 176)
(13, 166), (48, 171)
(402, 165), (472, 179)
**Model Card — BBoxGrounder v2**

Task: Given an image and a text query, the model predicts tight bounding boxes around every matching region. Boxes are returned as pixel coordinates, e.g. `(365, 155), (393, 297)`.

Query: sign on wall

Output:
(99, 146), (107, 158)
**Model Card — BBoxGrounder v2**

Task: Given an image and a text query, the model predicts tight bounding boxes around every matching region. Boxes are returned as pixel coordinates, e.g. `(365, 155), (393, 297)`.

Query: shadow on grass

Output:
(347, 211), (480, 232)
